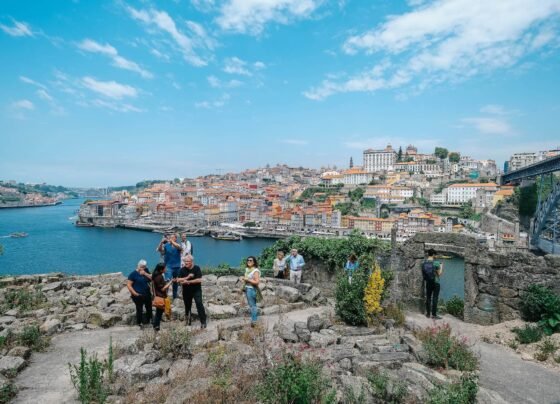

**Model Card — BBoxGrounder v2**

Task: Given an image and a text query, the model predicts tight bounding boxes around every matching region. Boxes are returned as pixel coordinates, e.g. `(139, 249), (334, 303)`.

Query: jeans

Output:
(425, 280), (440, 316)
(153, 307), (164, 330)
(245, 287), (258, 323)
(183, 288), (206, 325)
(171, 267), (181, 299)
(132, 294), (152, 325)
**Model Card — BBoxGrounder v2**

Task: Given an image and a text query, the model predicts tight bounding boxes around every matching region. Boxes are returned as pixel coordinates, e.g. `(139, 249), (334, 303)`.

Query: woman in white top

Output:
(240, 256), (260, 326)
(273, 250), (287, 279)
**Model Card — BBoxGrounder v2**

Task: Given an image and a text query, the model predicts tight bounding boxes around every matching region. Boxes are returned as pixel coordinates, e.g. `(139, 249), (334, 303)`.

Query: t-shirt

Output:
(163, 243), (182, 269)
(244, 267), (260, 289)
(152, 273), (167, 298)
(180, 240), (193, 258)
(179, 265), (202, 292)
(128, 270), (151, 296)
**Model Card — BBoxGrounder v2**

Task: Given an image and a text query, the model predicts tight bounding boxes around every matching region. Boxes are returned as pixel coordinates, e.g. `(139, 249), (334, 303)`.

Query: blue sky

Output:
(1, 0), (559, 187)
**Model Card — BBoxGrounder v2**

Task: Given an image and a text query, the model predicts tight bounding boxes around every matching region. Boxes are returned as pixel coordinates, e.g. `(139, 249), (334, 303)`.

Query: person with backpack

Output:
(422, 249), (443, 319)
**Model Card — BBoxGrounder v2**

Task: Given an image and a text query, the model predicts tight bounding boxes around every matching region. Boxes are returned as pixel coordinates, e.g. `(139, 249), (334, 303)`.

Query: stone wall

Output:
(392, 232), (560, 325)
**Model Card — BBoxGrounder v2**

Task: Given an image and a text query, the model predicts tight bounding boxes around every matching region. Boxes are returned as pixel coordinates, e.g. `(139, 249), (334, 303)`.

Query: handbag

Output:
(153, 295), (165, 310)
(164, 296), (172, 319)
(255, 286), (263, 303)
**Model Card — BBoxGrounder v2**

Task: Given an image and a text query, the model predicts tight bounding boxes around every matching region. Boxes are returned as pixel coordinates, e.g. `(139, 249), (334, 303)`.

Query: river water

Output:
(0, 199), (274, 276)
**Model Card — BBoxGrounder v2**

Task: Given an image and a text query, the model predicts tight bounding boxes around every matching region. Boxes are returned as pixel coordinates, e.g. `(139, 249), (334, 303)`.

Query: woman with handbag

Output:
(240, 256), (261, 327)
(152, 263), (172, 331)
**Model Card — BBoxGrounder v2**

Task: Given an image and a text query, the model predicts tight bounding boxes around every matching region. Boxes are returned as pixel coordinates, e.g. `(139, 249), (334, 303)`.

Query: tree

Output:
(434, 147), (449, 160)
(397, 147), (403, 162)
(449, 152), (460, 163)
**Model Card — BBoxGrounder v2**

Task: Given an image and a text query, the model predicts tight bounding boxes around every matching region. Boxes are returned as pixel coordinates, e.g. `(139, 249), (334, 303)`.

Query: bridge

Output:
(501, 155), (560, 254)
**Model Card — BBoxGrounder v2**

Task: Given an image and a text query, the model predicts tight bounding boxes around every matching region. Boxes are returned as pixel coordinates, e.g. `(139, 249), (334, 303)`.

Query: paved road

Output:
(12, 306), (328, 404)
(406, 312), (560, 404)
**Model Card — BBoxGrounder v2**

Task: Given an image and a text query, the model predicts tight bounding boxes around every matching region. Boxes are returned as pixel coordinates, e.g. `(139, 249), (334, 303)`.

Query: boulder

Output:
(0, 316), (16, 326)
(275, 286), (301, 303)
(67, 280), (92, 289)
(309, 329), (337, 348)
(207, 304), (237, 319)
(302, 287), (321, 303)
(7, 346), (31, 360)
(294, 322), (311, 343)
(216, 276), (239, 288)
(87, 311), (122, 328)
(307, 314), (325, 333)
(133, 363), (163, 381)
(42, 282), (63, 292)
(0, 356), (26, 376)
(168, 359), (191, 380)
(40, 318), (61, 335)
(276, 321), (298, 343)
(165, 378), (211, 404)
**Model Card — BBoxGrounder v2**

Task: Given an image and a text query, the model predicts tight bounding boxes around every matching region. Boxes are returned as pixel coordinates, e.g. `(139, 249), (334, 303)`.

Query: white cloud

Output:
(223, 57), (251, 76)
(0, 20), (33, 37)
(127, 6), (213, 67)
(91, 99), (143, 113)
(462, 117), (514, 135)
(78, 39), (153, 79)
(19, 76), (47, 90)
(36, 89), (53, 101)
(307, 0), (560, 100)
(81, 77), (138, 99)
(150, 48), (170, 61)
(254, 61), (266, 69)
(207, 75), (243, 88)
(11, 99), (34, 110)
(195, 93), (231, 108)
(215, 0), (323, 35)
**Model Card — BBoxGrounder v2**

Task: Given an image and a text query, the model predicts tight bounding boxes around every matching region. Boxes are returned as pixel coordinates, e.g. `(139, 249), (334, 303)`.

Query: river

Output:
(0, 199), (274, 276)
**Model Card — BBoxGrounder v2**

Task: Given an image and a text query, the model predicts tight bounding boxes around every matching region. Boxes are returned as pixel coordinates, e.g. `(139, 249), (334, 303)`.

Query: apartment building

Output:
(446, 183), (498, 205)
(364, 185), (414, 203)
(363, 145), (397, 172)
(394, 161), (442, 176)
(343, 216), (395, 237)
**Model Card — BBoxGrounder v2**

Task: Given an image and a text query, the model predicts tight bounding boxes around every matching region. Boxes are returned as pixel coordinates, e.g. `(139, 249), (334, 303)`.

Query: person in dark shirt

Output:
(151, 263), (173, 331)
(176, 255), (207, 329)
(156, 233), (183, 300)
(127, 259), (152, 328)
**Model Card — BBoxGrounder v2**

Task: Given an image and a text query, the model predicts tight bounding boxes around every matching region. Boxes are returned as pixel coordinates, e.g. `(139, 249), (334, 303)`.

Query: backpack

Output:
(422, 260), (436, 282)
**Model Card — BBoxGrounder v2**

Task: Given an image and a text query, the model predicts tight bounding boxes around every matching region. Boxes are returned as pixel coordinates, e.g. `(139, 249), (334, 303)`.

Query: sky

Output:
(1, 0), (560, 187)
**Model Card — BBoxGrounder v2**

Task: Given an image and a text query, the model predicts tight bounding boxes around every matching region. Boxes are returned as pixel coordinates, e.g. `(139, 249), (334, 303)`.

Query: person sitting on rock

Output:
(152, 263), (173, 332)
(127, 259), (152, 329)
(240, 256), (261, 326)
(176, 255), (207, 329)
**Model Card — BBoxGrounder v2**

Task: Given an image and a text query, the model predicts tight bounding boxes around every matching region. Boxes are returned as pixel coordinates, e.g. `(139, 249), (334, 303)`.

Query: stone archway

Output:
(391, 232), (560, 325)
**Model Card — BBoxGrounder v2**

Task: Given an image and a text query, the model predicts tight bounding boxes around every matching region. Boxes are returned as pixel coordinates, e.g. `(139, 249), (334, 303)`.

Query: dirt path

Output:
(12, 306), (328, 404)
(406, 312), (560, 404)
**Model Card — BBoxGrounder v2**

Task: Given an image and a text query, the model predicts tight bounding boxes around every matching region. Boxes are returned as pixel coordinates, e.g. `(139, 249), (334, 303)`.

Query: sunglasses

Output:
(247, 259), (254, 262)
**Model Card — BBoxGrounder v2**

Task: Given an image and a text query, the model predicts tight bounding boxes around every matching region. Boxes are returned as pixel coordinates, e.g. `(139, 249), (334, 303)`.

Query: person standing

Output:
(344, 253), (359, 284)
(151, 263), (173, 331)
(127, 259), (153, 329)
(240, 256), (261, 326)
(180, 233), (193, 258)
(177, 255), (207, 329)
(287, 248), (305, 284)
(157, 233), (182, 299)
(422, 249), (443, 320)
(273, 250), (287, 279)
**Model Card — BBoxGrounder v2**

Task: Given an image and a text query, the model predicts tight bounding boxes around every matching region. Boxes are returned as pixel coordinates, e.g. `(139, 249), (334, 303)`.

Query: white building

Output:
(446, 183), (498, 205)
(363, 145), (397, 173)
(394, 162), (442, 176)
(340, 168), (373, 185)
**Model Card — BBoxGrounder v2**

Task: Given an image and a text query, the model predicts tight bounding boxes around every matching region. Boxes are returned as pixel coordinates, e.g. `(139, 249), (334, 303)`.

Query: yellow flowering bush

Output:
(364, 264), (385, 316)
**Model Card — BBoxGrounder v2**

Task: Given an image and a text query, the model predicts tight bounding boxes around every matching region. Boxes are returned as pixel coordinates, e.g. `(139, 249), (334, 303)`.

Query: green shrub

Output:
(256, 353), (332, 404)
(445, 296), (464, 318)
(335, 269), (368, 326)
(1, 287), (47, 314)
(512, 324), (543, 344)
(0, 383), (17, 404)
(68, 348), (109, 404)
(416, 324), (478, 371)
(368, 371), (408, 403)
(259, 232), (389, 272)
(520, 285), (560, 322)
(535, 338), (559, 362)
(427, 373), (478, 404)
(17, 325), (50, 351)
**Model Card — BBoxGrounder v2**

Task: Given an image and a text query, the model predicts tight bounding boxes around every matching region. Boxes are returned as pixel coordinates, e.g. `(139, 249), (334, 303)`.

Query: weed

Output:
(445, 296), (464, 318)
(157, 325), (191, 358)
(0, 383), (17, 404)
(535, 338), (559, 361)
(1, 287), (47, 314)
(256, 353), (332, 404)
(68, 348), (109, 404)
(427, 372), (478, 404)
(383, 303), (405, 327)
(512, 324), (543, 344)
(507, 339), (519, 350)
(341, 385), (366, 404)
(368, 370), (408, 403)
(415, 323), (478, 371)
(17, 325), (50, 351)
(238, 323), (265, 345)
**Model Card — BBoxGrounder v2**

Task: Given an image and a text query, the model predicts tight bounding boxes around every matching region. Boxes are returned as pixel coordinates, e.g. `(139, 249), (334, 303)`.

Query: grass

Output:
(512, 324), (543, 344)
(0, 383), (17, 404)
(17, 325), (50, 351)
(535, 338), (559, 362)
(0, 287), (47, 314)
(427, 373), (478, 404)
(68, 348), (110, 404)
(368, 370), (408, 403)
(156, 325), (191, 358)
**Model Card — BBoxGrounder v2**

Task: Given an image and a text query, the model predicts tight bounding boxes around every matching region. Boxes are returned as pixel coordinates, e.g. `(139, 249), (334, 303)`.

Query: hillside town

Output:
(0, 181), (71, 208)
(76, 145), (560, 250)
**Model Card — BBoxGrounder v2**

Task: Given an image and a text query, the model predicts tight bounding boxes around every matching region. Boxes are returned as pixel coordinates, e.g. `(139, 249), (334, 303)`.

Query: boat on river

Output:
(211, 232), (242, 241)
(9, 232), (28, 238)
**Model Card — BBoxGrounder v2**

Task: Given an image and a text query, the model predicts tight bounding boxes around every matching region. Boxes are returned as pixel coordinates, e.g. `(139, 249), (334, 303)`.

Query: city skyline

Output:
(1, 0), (560, 187)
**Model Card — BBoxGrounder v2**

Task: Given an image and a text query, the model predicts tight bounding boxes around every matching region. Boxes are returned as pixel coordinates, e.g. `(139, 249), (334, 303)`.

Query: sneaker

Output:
(425, 313), (431, 319)
(431, 315), (443, 320)
(201, 323), (207, 329)
(138, 324), (144, 330)
(187, 315), (192, 326)
(153, 326), (160, 332)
